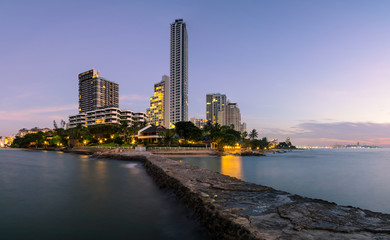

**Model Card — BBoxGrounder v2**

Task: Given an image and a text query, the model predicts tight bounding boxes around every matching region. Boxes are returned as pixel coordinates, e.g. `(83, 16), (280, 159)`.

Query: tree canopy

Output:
(174, 121), (202, 142)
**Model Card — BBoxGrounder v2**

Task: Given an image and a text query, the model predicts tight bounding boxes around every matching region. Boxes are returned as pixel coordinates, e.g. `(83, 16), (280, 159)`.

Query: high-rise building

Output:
(147, 75), (170, 127)
(70, 69), (146, 128)
(190, 117), (207, 129)
(169, 19), (188, 128)
(78, 69), (119, 113)
(241, 122), (247, 133)
(217, 102), (242, 132)
(206, 93), (227, 124)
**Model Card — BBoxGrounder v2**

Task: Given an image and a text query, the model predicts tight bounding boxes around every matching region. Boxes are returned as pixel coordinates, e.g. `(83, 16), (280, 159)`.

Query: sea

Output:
(173, 148), (390, 214)
(0, 149), (209, 240)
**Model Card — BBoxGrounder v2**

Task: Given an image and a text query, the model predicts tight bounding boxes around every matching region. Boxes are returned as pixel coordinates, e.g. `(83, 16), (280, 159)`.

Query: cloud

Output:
(261, 127), (306, 137)
(291, 121), (390, 146)
(0, 104), (77, 121)
(14, 92), (35, 99)
(241, 114), (267, 121)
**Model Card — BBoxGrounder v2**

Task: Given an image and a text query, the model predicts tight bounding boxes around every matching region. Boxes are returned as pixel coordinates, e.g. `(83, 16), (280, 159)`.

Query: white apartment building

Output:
(134, 112), (148, 123)
(69, 107), (148, 128)
(69, 114), (86, 128)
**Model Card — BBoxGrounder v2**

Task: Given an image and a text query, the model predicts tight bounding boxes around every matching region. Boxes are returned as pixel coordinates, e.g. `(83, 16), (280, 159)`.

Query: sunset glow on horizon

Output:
(1, 0), (390, 146)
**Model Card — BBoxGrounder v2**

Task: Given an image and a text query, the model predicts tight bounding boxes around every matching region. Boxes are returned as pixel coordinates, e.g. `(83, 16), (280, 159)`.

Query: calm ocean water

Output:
(0, 149), (209, 240)
(174, 148), (390, 214)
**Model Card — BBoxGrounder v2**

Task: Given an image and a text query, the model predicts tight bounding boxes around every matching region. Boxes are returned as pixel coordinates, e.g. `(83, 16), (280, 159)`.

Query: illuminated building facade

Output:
(68, 114), (86, 128)
(86, 107), (121, 126)
(69, 107), (148, 128)
(78, 69), (119, 113)
(69, 69), (148, 128)
(70, 68), (148, 128)
(170, 19), (188, 127)
(137, 125), (167, 143)
(206, 93), (227, 124)
(190, 117), (207, 129)
(217, 102), (243, 132)
(17, 127), (51, 137)
(0, 136), (15, 147)
(147, 75), (169, 127)
(133, 112), (148, 124)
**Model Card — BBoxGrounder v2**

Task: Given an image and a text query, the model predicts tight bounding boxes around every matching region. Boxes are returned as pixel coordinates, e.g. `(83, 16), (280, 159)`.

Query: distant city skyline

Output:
(1, 1), (390, 146)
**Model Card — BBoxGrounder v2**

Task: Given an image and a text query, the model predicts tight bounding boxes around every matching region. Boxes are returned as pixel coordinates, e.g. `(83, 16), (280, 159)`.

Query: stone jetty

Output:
(94, 151), (390, 240)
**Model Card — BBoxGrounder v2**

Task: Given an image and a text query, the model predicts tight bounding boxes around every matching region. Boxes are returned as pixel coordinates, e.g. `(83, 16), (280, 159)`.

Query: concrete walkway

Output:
(95, 152), (390, 240)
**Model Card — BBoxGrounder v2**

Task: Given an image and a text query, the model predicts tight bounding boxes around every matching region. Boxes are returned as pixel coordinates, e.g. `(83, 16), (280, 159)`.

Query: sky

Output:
(1, 0), (390, 146)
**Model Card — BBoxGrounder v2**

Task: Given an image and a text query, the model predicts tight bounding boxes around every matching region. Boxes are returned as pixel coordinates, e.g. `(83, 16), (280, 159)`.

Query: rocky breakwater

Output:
(95, 152), (390, 240)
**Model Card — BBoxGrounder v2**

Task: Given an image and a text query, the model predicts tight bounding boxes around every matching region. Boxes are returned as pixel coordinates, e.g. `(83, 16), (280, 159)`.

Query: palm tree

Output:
(119, 121), (131, 143)
(68, 124), (84, 147)
(203, 121), (222, 141)
(128, 120), (147, 144)
(241, 131), (248, 140)
(159, 129), (176, 147)
(249, 129), (258, 140)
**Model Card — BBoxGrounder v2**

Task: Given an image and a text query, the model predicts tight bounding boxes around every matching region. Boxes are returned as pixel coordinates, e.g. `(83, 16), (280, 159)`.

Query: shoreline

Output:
(95, 151), (390, 239)
(4, 147), (390, 239)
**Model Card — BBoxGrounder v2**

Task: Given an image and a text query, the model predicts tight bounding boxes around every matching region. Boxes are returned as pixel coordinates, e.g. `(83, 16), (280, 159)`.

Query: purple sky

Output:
(1, 0), (390, 146)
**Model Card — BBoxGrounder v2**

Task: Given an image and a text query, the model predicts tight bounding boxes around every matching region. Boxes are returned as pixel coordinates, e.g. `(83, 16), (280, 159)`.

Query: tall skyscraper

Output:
(206, 93), (227, 124)
(169, 19), (188, 128)
(147, 75), (170, 128)
(217, 102), (243, 132)
(70, 69), (148, 128)
(78, 69), (119, 113)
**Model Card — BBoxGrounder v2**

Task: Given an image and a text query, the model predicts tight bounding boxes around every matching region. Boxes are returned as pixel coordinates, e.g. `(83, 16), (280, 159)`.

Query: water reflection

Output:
(95, 160), (108, 180)
(121, 163), (141, 175)
(220, 155), (242, 179)
(179, 149), (390, 214)
(0, 150), (210, 239)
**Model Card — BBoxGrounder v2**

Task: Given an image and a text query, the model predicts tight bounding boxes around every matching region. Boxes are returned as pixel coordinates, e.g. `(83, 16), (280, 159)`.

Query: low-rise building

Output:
(269, 138), (278, 148)
(17, 127), (51, 137)
(137, 125), (166, 143)
(86, 107), (121, 126)
(134, 112), (148, 123)
(120, 110), (135, 126)
(0, 135), (16, 147)
(69, 107), (148, 128)
(69, 114), (86, 128)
